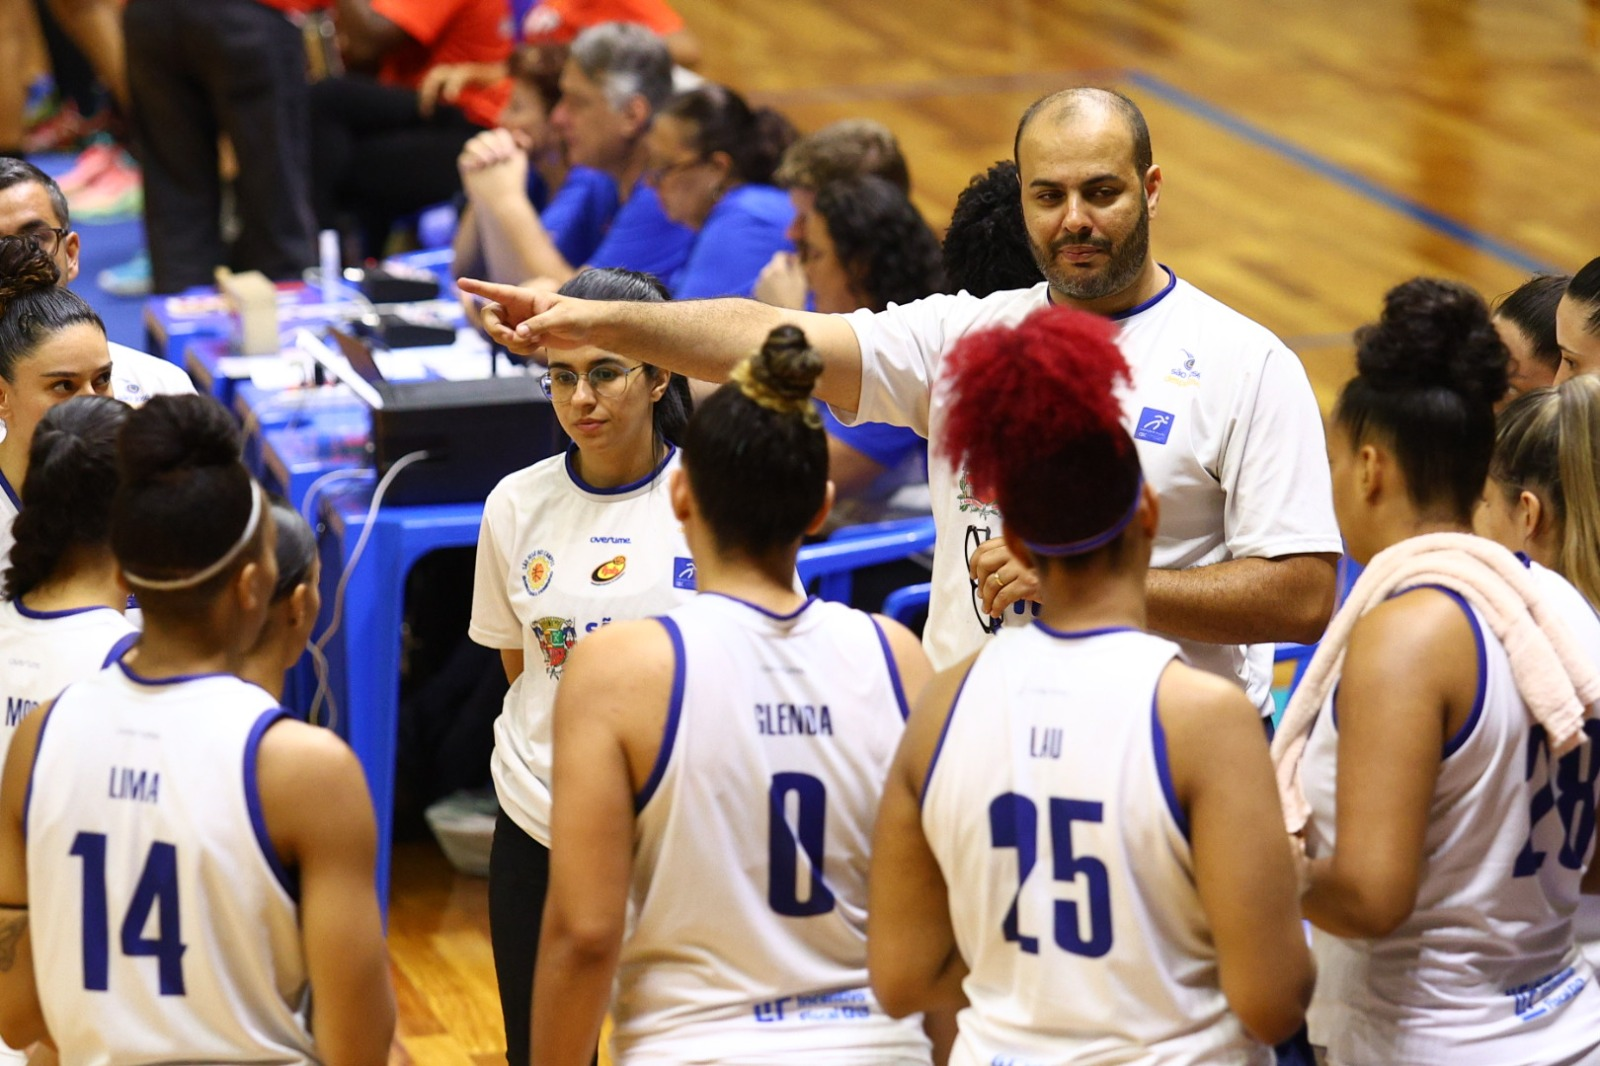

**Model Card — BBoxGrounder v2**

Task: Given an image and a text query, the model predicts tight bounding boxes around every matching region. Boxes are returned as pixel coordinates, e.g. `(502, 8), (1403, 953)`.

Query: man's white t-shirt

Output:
(0, 343), (193, 571)
(838, 271), (1341, 710)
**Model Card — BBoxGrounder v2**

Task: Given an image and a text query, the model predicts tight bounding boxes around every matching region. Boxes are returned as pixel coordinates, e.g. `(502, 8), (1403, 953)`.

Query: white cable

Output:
(299, 467), (372, 526)
(306, 449), (431, 724)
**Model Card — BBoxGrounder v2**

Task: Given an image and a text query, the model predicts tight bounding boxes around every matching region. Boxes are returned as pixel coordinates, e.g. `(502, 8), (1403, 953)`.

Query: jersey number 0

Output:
(70, 831), (188, 995)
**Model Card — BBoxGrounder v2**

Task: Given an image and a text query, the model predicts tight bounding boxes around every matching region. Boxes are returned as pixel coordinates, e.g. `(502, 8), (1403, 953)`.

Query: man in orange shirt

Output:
(521, 0), (701, 68)
(124, 0), (327, 293)
(311, 0), (512, 260)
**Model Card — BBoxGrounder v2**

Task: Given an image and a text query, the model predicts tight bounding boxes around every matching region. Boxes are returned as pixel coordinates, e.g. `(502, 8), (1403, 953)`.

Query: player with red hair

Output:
(868, 304), (1313, 1066)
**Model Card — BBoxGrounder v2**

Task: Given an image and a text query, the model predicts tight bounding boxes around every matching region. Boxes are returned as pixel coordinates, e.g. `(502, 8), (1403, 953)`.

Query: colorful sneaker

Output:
(97, 251), (151, 298)
(71, 156), (142, 222)
(57, 142), (121, 195)
(23, 101), (89, 154)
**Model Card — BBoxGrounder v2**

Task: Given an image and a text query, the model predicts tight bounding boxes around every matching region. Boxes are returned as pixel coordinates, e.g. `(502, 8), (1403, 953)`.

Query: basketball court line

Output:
(757, 67), (1557, 278)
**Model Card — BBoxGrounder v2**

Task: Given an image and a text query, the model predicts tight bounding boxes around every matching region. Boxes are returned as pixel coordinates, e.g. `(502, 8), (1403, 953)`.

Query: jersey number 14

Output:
(70, 831), (188, 995)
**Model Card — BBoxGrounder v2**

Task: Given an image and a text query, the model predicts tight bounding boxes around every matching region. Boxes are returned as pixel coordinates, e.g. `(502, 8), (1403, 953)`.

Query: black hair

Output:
(659, 84), (798, 187)
(0, 157), (70, 228)
(509, 44), (566, 113)
(1335, 277), (1508, 521)
(683, 326), (828, 556)
(812, 176), (947, 311)
(942, 160), (1041, 297)
(3, 395), (129, 600)
(555, 268), (692, 445)
(110, 394), (264, 606)
(0, 237), (104, 382)
(1014, 87), (1153, 174)
(1494, 274), (1569, 374)
(1570, 257), (1600, 334)
(267, 496), (317, 604)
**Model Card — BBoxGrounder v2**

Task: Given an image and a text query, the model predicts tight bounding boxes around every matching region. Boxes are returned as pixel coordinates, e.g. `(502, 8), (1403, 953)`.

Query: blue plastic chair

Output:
(796, 516), (935, 604)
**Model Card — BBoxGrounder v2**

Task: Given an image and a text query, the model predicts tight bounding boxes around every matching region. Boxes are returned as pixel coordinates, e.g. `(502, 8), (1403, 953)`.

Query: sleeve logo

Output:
(1134, 408), (1175, 445)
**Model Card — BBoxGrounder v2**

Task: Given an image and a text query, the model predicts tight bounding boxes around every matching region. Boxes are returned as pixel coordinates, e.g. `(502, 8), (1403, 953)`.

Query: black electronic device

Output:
(356, 266), (440, 304)
(311, 329), (565, 505)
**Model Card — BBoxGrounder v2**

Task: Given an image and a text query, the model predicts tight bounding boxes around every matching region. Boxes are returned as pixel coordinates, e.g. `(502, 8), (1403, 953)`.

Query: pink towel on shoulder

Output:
(1270, 533), (1600, 834)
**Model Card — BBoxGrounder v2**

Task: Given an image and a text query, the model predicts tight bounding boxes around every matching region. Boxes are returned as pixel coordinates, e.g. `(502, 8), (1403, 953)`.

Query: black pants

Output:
(488, 809), (550, 1066)
(308, 75), (479, 260)
(124, 0), (316, 293)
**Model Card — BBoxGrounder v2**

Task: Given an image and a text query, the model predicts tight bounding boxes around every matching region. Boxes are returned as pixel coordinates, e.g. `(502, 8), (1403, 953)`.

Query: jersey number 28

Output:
(989, 792), (1113, 958)
(71, 832), (188, 995)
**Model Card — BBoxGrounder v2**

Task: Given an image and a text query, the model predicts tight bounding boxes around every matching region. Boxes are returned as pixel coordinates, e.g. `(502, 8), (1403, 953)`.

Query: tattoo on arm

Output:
(0, 912), (27, 973)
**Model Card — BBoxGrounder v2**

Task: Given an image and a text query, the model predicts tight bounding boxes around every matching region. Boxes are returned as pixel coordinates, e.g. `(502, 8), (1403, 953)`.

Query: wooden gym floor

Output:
(386, 1), (1600, 1061)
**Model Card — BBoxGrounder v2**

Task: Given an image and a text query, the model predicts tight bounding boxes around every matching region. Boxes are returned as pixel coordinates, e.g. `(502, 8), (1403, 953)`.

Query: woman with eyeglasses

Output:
(0, 236), (114, 570)
(645, 83), (798, 300)
(469, 266), (694, 1066)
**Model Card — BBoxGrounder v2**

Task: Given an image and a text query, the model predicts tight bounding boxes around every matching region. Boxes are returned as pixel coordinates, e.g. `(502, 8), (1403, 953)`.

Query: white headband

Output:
(123, 485), (264, 591)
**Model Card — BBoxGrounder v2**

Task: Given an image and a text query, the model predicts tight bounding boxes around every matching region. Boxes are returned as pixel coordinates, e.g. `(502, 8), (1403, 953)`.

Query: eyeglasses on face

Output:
(19, 226), (70, 257)
(644, 156), (706, 186)
(540, 363), (646, 401)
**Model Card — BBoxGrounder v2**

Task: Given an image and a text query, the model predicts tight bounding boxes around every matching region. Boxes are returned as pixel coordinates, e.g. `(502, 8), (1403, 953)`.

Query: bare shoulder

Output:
(564, 618), (676, 682)
(1348, 587), (1473, 664)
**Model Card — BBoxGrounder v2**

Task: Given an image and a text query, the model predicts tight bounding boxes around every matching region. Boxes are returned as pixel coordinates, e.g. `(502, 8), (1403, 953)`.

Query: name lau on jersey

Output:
(755, 702), (833, 736)
(109, 765), (161, 804)
(1030, 726), (1063, 759)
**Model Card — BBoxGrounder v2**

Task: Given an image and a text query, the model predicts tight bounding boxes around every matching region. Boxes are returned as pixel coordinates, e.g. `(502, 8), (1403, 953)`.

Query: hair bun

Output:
(749, 324), (823, 402)
(1354, 277), (1507, 408)
(117, 394), (244, 487)
(0, 236), (62, 303)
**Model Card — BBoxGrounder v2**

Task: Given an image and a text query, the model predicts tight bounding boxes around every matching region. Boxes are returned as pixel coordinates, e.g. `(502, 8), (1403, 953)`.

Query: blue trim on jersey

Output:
(1150, 692), (1191, 841)
(920, 666), (975, 811)
(101, 632), (138, 669)
(564, 443), (676, 496)
(243, 708), (299, 899)
(12, 600), (121, 622)
(1107, 264), (1176, 321)
(635, 617), (686, 813)
(0, 468), (19, 509)
(117, 660), (233, 687)
(1031, 620), (1140, 641)
(870, 617), (911, 721)
(1515, 551), (1534, 569)
(704, 591), (819, 622)
(21, 686), (65, 845)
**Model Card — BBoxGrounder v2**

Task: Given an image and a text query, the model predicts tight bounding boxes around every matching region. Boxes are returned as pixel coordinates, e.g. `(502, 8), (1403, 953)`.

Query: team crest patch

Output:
(673, 557), (697, 590)
(521, 550), (554, 595)
(591, 556), (626, 584)
(956, 471), (1001, 519)
(1164, 349), (1202, 387)
(531, 617), (577, 677)
(1134, 408), (1175, 445)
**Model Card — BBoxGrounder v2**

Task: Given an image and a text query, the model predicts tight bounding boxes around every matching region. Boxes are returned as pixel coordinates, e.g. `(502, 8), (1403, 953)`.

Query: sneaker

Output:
(71, 156), (142, 222)
(57, 142), (121, 195)
(97, 251), (151, 298)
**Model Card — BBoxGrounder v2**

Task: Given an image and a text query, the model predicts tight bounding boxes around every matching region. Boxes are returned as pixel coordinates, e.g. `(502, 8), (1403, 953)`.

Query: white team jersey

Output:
(611, 593), (930, 1065)
(840, 274), (1341, 709)
(469, 446), (694, 844)
(1302, 573), (1600, 1065)
(0, 599), (135, 764)
(26, 663), (318, 1066)
(922, 623), (1270, 1066)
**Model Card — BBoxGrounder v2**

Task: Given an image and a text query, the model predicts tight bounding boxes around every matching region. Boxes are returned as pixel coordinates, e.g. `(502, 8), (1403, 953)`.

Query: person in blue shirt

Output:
(644, 83), (797, 300)
(756, 175), (947, 527)
(454, 23), (693, 286)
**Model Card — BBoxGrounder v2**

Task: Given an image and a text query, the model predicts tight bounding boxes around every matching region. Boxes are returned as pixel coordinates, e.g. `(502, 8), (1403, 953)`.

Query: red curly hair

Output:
(938, 304), (1141, 552)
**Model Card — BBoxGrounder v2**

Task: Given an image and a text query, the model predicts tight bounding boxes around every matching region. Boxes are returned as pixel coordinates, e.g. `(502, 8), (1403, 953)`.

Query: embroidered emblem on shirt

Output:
(956, 471), (1001, 519)
(1165, 349), (1202, 387)
(591, 556), (626, 585)
(521, 550), (554, 596)
(673, 557), (697, 591)
(531, 616), (577, 678)
(1134, 408), (1175, 445)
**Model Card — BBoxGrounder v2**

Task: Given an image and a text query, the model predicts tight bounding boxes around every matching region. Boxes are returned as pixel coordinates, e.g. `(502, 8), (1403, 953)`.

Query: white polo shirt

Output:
(838, 270), (1341, 710)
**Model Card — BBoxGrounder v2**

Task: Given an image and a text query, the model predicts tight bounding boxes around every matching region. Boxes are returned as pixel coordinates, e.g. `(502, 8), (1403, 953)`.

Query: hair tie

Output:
(123, 485), (264, 591)
(1021, 476), (1143, 557)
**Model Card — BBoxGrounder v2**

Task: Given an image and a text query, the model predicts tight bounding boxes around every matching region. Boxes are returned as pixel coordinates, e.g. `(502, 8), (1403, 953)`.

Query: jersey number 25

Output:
(989, 793), (1114, 958)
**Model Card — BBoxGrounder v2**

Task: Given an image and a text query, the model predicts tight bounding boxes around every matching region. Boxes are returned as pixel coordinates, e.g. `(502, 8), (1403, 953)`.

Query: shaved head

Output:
(1013, 88), (1153, 175)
